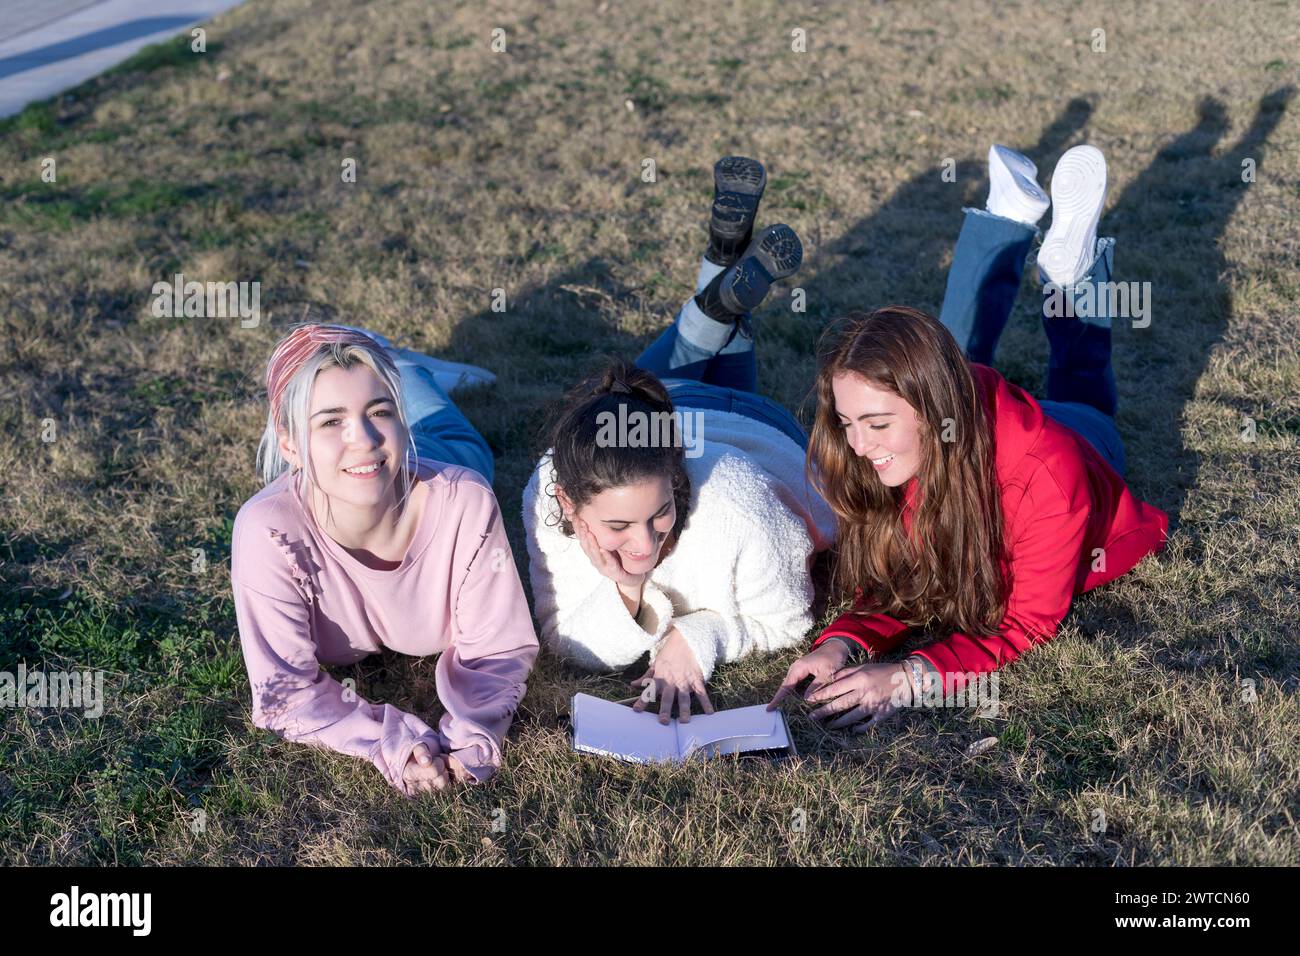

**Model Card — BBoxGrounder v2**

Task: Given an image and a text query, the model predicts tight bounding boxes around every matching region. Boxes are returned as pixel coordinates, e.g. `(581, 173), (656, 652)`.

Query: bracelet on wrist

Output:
(903, 656), (926, 705)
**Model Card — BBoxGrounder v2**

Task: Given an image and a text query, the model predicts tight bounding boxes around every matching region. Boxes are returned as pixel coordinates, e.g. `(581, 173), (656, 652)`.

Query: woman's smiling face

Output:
(831, 371), (926, 487)
(566, 476), (676, 575)
(281, 363), (408, 509)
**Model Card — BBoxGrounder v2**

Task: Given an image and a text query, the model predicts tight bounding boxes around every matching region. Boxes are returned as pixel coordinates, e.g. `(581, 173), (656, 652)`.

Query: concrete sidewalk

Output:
(0, 0), (246, 118)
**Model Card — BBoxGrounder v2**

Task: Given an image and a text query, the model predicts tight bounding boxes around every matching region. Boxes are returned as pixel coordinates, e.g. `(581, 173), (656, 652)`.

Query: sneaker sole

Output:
(1039, 145), (1107, 287)
(711, 156), (766, 241)
(720, 224), (802, 313)
(989, 144), (1049, 218)
(714, 155), (766, 198)
(991, 143), (1039, 179)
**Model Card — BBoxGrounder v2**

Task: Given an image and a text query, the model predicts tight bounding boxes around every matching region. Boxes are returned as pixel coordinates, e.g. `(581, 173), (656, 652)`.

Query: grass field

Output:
(1, 0), (1297, 865)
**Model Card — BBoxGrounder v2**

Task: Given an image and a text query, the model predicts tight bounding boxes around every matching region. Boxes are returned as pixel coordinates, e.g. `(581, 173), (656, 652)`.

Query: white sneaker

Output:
(986, 144), (1050, 227)
(1038, 145), (1108, 287)
(391, 347), (497, 394)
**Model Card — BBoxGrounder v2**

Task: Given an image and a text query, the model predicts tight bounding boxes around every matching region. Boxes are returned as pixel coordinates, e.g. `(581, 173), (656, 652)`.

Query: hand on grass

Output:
(801, 662), (911, 731)
(767, 639), (852, 710)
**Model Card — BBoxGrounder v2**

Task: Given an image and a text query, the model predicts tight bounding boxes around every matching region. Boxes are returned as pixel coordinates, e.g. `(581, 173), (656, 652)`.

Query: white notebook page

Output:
(572, 694), (790, 763)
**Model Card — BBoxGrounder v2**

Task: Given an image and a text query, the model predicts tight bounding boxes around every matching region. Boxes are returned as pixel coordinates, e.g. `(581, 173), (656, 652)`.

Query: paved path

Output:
(0, 0), (246, 117)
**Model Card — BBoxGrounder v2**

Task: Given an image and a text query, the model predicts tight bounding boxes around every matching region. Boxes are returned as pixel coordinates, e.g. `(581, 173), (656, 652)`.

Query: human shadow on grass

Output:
(1101, 87), (1294, 533)
(791, 97), (1097, 339)
(439, 256), (648, 479)
(1060, 87), (1296, 684)
(781, 88), (1294, 540)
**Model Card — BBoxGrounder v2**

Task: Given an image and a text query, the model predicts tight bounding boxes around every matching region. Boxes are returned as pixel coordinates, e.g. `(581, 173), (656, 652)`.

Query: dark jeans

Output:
(939, 208), (1126, 475)
(634, 260), (809, 449)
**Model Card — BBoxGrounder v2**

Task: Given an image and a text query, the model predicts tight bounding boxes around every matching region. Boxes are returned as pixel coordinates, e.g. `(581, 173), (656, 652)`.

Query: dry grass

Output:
(0, 0), (1297, 864)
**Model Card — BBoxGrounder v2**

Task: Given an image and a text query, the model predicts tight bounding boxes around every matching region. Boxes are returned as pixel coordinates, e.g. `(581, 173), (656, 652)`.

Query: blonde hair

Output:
(256, 338), (419, 512)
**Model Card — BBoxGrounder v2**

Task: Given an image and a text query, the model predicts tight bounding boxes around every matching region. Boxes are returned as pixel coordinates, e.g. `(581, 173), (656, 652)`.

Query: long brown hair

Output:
(540, 357), (692, 544)
(807, 307), (1008, 636)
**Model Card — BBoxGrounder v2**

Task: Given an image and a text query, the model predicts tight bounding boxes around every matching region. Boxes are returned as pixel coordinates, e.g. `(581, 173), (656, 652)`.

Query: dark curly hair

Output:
(540, 357), (692, 545)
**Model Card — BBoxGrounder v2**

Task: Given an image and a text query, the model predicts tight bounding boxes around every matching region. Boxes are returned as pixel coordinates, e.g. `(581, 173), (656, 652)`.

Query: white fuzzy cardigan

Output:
(521, 408), (837, 679)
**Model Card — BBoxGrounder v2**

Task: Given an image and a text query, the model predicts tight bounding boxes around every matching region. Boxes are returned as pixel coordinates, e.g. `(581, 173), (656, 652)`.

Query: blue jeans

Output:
(634, 282), (809, 449)
(938, 208), (1126, 476)
(389, 348), (495, 483)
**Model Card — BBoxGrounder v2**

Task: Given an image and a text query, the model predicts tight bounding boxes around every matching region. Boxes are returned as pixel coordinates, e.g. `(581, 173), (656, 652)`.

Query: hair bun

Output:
(584, 357), (673, 411)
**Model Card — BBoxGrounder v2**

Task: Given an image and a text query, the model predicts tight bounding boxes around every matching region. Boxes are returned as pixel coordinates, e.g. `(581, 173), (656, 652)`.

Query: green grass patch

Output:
(0, 179), (226, 231)
(104, 35), (226, 78)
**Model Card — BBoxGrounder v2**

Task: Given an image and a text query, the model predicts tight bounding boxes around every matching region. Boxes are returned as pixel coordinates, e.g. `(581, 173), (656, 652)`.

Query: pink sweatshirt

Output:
(230, 460), (539, 795)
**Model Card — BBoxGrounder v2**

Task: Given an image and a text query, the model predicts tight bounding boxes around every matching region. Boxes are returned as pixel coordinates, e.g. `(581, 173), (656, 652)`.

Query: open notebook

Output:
(571, 692), (796, 764)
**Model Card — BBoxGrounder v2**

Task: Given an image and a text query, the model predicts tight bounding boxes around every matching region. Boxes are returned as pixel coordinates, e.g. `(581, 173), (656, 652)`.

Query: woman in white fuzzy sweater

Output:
(522, 156), (836, 723)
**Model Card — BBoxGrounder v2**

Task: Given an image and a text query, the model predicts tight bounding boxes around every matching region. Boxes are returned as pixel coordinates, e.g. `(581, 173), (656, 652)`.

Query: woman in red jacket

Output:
(769, 144), (1168, 729)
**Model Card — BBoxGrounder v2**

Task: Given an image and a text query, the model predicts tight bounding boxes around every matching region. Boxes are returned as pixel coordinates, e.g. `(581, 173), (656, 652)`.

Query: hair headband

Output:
(265, 324), (382, 426)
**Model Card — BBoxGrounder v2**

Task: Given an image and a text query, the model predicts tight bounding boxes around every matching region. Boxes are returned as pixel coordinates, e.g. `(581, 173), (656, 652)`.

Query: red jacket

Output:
(813, 363), (1168, 688)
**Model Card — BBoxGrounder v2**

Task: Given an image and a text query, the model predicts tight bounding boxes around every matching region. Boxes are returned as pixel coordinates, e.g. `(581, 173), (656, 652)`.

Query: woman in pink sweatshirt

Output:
(230, 324), (538, 796)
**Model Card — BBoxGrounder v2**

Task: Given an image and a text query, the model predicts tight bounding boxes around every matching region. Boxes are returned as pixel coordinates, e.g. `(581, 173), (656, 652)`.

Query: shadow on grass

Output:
(1105, 87), (1295, 531)
(796, 97), (1098, 329)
